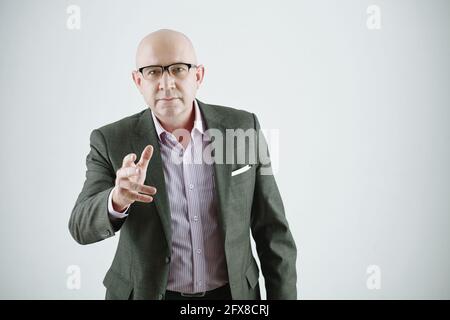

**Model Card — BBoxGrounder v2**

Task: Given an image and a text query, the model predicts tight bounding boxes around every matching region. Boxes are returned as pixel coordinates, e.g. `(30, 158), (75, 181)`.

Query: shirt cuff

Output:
(108, 188), (129, 218)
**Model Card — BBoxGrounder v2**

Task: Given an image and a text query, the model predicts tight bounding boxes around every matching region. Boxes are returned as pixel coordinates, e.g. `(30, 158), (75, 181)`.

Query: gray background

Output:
(0, 0), (449, 299)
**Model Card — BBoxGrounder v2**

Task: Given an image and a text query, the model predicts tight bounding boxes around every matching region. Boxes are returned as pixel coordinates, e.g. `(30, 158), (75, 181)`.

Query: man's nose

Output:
(158, 70), (176, 90)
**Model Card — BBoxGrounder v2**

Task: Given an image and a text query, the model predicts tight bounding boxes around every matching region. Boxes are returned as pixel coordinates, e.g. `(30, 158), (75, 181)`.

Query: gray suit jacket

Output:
(69, 99), (297, 300)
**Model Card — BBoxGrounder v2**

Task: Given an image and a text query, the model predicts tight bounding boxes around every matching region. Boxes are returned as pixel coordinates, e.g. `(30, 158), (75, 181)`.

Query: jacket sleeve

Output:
(250, 114), (298, 299)
(69, 129), (125, 245)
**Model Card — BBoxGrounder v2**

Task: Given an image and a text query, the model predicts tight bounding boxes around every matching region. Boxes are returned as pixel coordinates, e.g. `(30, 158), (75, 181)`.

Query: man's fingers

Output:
(117, 180), (157, 195)
(116, 166), (140, 179)
(122, 153), (137, 167)
(121, 189), (153, 203)
(137, 145), (153, 170)
(134, 193), (153, 203)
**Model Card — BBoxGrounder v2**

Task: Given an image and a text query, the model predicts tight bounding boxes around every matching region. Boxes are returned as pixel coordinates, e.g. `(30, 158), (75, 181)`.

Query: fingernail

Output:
(136, 168), (140, 174)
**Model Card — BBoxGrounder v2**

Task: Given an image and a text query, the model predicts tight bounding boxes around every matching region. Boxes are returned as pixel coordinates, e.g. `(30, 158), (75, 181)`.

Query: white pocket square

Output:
(231, 164), (252, 177)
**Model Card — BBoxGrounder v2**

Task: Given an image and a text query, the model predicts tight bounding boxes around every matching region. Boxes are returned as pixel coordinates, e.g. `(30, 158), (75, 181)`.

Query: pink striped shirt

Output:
(152, 101), (228, 293)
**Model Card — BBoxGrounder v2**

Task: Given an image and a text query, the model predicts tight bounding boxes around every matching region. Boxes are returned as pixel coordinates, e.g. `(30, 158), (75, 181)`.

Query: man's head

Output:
(132, 29), (204, 124)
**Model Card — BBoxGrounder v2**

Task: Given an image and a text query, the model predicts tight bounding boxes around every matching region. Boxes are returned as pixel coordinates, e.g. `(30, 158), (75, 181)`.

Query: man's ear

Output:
(195, 65), (205, 89)
(132, 70), (142, 92)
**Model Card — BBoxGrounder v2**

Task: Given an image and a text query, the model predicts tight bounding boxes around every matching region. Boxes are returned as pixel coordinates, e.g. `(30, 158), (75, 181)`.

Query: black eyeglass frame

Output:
(138, 62), (198, 77)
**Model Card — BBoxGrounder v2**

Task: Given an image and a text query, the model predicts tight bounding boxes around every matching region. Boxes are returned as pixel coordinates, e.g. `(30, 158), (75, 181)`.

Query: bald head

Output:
(135, 29), (198, 69)
(132, 29), (205, 130)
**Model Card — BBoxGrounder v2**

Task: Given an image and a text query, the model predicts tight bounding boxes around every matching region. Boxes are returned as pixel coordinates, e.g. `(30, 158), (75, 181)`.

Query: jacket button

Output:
(158, 293), (164, 300)
(165, 256), (171, 264)
(104, 230), (111, 237)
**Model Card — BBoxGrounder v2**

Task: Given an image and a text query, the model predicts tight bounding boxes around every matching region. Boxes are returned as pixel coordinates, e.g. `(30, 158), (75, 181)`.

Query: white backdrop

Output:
(0, 0), (449, 299)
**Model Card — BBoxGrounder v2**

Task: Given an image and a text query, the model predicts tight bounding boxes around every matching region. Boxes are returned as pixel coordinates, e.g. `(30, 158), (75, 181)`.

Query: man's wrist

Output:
(112, 200), (128, 213)
(108, 188), (130, 218)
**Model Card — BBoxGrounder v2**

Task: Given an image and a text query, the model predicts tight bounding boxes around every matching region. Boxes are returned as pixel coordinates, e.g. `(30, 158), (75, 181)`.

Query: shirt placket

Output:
(181, 133), (206, 293)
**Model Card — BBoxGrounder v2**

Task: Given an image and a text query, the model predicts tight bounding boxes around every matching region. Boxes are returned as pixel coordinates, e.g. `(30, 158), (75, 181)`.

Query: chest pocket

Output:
(231, 164), (254, 187)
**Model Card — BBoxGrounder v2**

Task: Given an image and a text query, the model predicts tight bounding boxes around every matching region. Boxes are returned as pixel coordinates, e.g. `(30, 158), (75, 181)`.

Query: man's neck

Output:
(158, 106), (195, 134)
(156, 102), (196, 149)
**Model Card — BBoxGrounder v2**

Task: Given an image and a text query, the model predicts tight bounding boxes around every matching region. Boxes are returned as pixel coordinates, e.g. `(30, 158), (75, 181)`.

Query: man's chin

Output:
(157, 104), (183, 117)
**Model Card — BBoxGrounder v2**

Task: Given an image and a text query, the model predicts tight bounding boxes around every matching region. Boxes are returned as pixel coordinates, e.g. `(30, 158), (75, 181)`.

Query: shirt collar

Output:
(150, 99), (205, 142)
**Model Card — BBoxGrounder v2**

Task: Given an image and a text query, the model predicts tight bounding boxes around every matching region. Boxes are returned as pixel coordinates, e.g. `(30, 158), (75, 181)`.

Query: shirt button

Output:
(196, 249), (201, 254)
(193, 216), (198, 222)
(189, 184), (194, 190)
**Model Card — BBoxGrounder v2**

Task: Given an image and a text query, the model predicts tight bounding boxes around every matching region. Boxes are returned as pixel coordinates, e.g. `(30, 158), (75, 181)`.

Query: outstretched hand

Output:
(111, 145), (157, 212)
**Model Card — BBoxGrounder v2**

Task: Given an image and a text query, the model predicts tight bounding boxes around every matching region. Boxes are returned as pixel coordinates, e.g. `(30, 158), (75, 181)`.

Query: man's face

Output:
(132, 36), (204, 120)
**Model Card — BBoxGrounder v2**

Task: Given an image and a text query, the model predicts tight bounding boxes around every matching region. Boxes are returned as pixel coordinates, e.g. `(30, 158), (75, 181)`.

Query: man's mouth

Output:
(159, 97), (178, 101)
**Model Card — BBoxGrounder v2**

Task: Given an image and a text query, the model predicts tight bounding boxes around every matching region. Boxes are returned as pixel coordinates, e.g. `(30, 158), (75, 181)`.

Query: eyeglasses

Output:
(138, 62), (198, 81)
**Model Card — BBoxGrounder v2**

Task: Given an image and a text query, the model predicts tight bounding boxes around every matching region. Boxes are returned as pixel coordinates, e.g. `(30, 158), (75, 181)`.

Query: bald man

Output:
(69, 29), (297, 300)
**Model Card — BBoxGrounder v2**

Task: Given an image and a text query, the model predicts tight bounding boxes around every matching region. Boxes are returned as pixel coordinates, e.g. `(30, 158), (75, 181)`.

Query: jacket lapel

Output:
(132, 108), (172, 249)
(196, 99), (233, 242)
